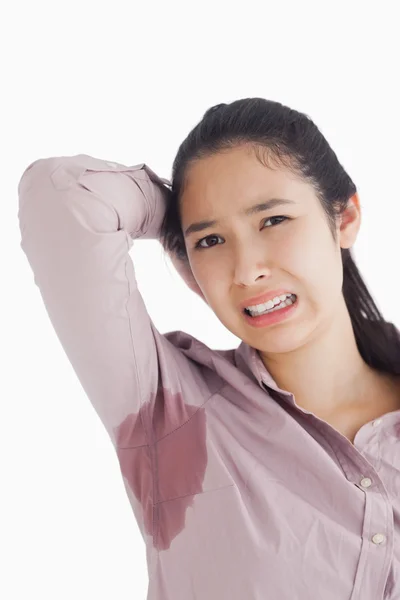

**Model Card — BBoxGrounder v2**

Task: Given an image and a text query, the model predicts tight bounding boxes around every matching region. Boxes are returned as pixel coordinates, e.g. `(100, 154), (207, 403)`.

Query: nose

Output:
(232, 243), (273, 287)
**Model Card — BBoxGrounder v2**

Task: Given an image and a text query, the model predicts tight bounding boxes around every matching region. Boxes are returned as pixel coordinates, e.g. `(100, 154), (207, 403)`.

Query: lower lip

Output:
(242, 297), (298, 328)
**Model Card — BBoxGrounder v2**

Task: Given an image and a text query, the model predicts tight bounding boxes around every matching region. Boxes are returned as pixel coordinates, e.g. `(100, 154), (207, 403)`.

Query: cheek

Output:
(291, 231), (343, 303)
(190, 257), (226, 303)
(273, 236), (306, 276)
(190, 258), (210, 286)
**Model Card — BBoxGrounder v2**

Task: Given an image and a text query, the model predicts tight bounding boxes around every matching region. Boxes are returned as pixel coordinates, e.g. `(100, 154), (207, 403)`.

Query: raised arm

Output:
(18, 154), (171, 447)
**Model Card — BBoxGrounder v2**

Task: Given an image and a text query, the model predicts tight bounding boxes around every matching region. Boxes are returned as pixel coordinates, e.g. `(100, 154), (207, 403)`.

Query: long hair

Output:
(159, 98), (400, 374)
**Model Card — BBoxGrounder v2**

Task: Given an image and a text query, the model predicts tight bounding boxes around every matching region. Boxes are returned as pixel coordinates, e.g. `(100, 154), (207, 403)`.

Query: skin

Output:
(168, 144), (400, 441)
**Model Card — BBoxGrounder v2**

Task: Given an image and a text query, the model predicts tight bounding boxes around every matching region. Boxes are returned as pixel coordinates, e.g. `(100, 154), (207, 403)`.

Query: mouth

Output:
(243, 293), (297, 317)
(242, 294), (298, 327)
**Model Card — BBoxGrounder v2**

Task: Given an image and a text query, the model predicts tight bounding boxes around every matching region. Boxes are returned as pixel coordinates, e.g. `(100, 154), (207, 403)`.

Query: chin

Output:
(248, 324), (306, 354)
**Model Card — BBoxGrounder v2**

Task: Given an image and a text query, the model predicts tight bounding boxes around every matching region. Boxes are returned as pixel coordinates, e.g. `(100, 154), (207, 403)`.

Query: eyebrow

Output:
(184, 198), (297, 237)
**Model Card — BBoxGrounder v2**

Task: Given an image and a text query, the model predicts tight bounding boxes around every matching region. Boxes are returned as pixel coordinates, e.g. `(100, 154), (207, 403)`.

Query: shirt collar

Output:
(235, 341), (284, 394)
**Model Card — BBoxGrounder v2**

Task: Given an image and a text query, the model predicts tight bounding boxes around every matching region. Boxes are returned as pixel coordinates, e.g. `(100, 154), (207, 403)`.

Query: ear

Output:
(339, 193), (362, 249)
(168, 252), (207, 303)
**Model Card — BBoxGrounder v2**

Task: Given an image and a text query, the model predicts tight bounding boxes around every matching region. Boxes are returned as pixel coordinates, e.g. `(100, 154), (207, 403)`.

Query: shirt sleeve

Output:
(17, 153), (173, 449)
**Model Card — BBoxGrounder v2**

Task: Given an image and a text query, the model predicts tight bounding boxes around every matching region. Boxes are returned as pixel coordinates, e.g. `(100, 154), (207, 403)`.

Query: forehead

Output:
(180, 145), (308, 211)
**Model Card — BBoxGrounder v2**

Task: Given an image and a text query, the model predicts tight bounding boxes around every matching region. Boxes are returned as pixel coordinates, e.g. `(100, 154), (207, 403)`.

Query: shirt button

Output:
(372, 418), (382, 427)
(360, 477), (372, 488)
(372, 533), (386, 545)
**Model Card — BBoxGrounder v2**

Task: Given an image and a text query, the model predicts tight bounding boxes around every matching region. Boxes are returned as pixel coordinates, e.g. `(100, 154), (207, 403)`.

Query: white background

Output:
(3, 1), (400, 598)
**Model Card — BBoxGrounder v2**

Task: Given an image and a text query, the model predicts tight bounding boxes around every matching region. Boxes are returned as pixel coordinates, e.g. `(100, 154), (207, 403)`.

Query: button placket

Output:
(357, 476), (387, 547)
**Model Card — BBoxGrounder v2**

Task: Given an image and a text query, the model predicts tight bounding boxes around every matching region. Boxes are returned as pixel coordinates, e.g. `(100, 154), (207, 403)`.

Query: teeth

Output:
(246, 294), (297, 316)
(246, 293), (295, 312)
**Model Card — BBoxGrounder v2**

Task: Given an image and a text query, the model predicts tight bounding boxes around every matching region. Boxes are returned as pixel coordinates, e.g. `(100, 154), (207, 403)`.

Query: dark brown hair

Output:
(159, 97), (400, 374)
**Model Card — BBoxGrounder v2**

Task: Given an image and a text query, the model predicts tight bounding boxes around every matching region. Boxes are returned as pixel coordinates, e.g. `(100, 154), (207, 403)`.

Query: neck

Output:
(258, 297), (379, 417)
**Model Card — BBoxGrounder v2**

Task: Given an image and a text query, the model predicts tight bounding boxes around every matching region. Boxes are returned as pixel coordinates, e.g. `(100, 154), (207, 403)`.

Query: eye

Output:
(262, 216), (288, 228)
(193, 215), (289, 250)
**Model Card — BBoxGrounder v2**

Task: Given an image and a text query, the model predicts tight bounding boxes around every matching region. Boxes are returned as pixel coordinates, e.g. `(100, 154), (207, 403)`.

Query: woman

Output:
(18, 98), (400, 599)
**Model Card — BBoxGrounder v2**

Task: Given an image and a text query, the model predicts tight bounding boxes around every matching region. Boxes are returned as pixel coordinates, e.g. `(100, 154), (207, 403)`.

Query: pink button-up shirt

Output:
(18, 154), (400, 599)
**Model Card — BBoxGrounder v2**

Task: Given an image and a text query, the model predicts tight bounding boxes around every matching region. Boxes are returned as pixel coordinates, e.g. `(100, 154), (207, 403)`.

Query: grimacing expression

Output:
(179, 145), (360, 354)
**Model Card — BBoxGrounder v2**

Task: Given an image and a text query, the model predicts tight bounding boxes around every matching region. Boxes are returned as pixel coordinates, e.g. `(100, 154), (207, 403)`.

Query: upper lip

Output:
(239, 289), (295, 310)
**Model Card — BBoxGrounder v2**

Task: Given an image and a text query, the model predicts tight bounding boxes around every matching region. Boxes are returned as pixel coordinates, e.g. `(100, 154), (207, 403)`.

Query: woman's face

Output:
(179, 144), (360, 354)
